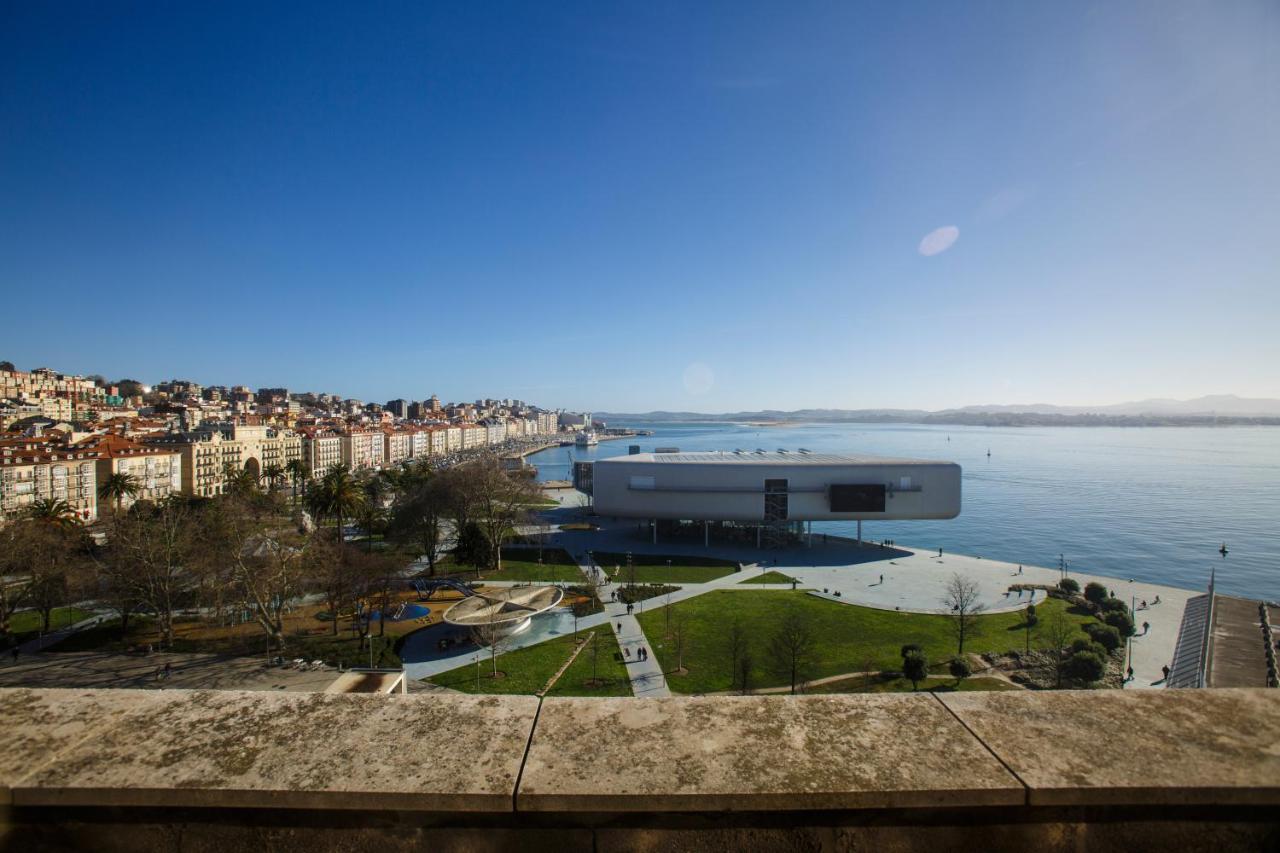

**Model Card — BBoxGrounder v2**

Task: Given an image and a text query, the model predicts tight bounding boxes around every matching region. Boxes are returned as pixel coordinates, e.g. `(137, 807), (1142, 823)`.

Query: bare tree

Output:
(738, 652), (755, 695)
(195, 496), (310, 652)
(671, 609), (689, 673)
(943, 573), (985, 655)
(0, 519), (89, 637)
(767, 608), (817, 694)
(725, 618), (748, 691)
(463, 456), (541, 571)
(102, 498), (198, 646)
(471, 608), (510, 677)
(1040, 609), (1078, 688)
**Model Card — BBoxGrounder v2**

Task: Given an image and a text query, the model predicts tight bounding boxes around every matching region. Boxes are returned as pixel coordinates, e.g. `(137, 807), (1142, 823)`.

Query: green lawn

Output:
(463, 547), (585, 583)
(8, 607), (94, 640)
(740, 571), (799, 585)
(547, 630), (632, 696)
(592, 552), (738, 584)
(635, 590), (1095, 695)
(808, 675), (1021, 694)
(428, 628), (629, 696)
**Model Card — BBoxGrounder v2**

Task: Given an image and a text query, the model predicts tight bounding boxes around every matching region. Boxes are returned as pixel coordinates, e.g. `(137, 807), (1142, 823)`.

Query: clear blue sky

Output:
(2, 2), (1276, 412)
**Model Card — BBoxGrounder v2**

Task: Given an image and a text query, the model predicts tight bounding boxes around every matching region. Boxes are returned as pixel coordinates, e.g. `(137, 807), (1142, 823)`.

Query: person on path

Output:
(10, 647), (18, 664)
(625, 647), (630, 659)
(616, 622), (621, 632)
(1162, 665), (1171, 681)
(1143, 621), (1150, 634)
(879, 574), (883, 585)
(163, 662), (172, 680)
(938, 548), (943, 557)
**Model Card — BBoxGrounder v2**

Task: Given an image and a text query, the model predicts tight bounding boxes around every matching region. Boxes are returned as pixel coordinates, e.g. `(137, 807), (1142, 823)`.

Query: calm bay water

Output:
(529, 423), (1280, 600)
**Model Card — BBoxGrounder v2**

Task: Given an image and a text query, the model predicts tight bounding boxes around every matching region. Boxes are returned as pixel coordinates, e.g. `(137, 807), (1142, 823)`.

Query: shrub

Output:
(949, 657), (971, 682)
(900, 643), (922, 659)
(1070, 637), (1094, 654)
(1083, 582), (1108, 605)
(1024, 603), (1038, 627)
(1058, 578), (1080, 595)
(1084, 622), (1123, 652)
(1065, 650), (1106, 683)
(1104, 610), (1135, 637)
(1100, 597), (1129, 614)
(902, 651), (929, 690)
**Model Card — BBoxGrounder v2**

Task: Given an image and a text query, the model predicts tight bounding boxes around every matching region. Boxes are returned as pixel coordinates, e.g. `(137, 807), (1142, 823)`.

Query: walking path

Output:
(609, 612), (669, 697)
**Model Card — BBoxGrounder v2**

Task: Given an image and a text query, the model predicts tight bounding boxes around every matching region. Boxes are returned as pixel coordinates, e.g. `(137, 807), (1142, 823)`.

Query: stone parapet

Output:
(1, 687), (1277, 851)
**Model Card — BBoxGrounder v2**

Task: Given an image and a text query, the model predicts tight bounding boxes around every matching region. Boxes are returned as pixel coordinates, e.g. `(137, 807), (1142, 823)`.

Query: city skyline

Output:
(3, 2), (1277, 411)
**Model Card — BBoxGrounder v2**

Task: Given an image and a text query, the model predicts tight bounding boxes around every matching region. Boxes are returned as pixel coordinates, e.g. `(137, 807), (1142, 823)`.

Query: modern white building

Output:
(590, 451), (960, 545)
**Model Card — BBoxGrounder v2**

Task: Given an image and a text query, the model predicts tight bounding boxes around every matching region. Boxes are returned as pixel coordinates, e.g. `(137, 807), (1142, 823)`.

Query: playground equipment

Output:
(412, 578), (479, 600)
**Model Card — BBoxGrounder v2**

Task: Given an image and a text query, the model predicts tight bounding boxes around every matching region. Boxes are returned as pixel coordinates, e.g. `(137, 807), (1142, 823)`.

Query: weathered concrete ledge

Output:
(1, 687), (1279, 851)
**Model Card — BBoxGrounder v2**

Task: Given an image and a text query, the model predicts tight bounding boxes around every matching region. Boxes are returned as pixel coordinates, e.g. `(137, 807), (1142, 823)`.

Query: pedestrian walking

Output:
(163, 662), (172, 680)
(625, 647), (630, 659)
(616, 622), (621, 632)
(938, 547), (943, 557)
(879, 574), (883, 584)
(1162, 665), (1170, 681)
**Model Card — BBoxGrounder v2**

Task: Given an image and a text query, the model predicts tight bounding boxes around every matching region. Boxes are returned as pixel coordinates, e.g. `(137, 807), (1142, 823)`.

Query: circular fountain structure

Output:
(442, 585), (565, 645)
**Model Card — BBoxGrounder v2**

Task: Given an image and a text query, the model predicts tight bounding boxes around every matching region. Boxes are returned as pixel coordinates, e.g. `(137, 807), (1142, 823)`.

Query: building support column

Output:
(756, 525), (762, 549)
(857, 519), (862, 544)
(653, 520), (657, 545)
(704, 520), (709, 547)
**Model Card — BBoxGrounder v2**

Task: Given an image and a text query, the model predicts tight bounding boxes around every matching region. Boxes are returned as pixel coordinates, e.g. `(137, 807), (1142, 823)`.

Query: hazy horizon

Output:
(3, 2), (1277, 411)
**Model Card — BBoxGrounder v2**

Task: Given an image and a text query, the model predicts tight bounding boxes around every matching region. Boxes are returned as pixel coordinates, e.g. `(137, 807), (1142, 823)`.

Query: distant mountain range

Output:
(596, 395), (1280, 426)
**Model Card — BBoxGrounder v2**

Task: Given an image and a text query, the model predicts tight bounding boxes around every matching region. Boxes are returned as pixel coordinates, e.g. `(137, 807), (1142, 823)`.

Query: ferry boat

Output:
(575, 430), (599, 447)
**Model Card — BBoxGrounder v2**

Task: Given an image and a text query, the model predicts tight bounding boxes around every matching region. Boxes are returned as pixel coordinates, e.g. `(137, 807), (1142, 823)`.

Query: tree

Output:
(738, 652), (755, 695)
(902, 649), (929, 691)
(454, 522), (492, 569)
(305, 465), (366, 546)
(98, 472), (141, 516)
(1065, 650), (1106, 684)
(1083, 582), (1108, 606)
(1103, 610), (1135, 638)
(460, 456), (541, 570)
(1084, 621), (1122, 652)
(24, 498), (79, 527)
(767, 608), (817, 694)
(949, 657), (971, 685)
(102, 497), (199, 646)
(222, 464), (259, 497)
(725, 618), (748, 691)
(1040, 610), (1079, 688)
(671, 609), (689, 673)
(472, 606), (510, 678)
(1024, 603), (1037, 653)
(195, 495), (309, 652)
(943, 573), (985, 655)
(388, 463), (448, 573)
(0, 360), (15, 372)
(262, 464), (285, 493)
(0, 517), (90, 636)
(114, 379), (144, 398)
(284, 459), (310, 504)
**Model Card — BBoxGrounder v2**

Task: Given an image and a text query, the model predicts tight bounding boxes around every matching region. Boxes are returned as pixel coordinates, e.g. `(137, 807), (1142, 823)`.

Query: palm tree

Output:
(263, 464), (285, 493)
(98, 472), (141, 516)
(285, 459), (310, 503)
(305, 465), (365, 545)
(24, 498), (80, 527)
(222, 463), (258, 497)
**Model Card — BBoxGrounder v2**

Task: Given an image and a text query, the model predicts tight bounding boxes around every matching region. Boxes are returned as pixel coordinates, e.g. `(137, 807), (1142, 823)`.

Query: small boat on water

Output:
(575, 430), (599, 447)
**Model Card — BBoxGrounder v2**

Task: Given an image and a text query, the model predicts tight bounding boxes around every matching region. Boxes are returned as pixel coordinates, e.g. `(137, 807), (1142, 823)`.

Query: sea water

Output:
(527, 423), (1280, 600)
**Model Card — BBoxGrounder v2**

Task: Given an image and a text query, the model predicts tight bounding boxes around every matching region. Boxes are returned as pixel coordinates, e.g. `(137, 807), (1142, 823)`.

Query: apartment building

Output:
(82, 434), (183, 510)
(0, 439), (98, 523)
(342, 428), (384, 471)
(147, 423), (303, 497)
(301, 429), (343, 476)
(383, 428), (413, 466)
(458, 423), (485, 451)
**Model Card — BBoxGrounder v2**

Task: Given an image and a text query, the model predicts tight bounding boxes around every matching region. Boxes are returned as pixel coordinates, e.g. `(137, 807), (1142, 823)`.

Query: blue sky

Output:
(2, 2), (1276, 412)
